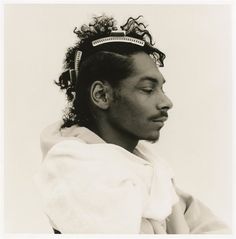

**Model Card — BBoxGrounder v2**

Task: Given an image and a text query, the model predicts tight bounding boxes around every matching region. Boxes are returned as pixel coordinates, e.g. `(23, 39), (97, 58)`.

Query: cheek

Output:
(114, 96), (150, 123)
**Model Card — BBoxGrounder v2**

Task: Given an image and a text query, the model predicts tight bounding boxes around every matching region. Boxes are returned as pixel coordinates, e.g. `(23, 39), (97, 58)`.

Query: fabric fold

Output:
(35, 122), (179, 233)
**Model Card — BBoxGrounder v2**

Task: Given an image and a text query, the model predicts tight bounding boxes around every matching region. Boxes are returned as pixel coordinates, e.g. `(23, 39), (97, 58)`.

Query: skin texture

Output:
(91, 52), (173, 152)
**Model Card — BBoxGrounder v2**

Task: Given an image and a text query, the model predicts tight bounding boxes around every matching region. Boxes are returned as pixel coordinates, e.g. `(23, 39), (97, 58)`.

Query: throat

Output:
(106, 134), (138, 153)
(91, 124), (139, 153)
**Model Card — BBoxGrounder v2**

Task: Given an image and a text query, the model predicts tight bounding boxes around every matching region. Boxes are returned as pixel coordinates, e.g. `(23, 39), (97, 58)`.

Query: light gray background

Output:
(5, 4), (232, 233)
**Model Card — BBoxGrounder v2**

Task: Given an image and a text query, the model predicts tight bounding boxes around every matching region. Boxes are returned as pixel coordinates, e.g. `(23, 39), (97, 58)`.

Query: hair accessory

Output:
(92, 36), (145, 47)
(110, 30), (126, 36)
(92, 30), (145, 47)
(74, 50), (83, 79)
(69, 69), (76, 82)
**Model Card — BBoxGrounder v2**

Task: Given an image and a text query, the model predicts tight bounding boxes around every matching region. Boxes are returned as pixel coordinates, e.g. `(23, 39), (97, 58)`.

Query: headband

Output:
(92, 30), (145, 47)
(69, 30), (145, 81)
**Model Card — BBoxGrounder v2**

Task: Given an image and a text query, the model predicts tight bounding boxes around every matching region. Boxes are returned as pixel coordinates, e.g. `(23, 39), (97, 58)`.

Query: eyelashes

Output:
(140, 87), (166, 94)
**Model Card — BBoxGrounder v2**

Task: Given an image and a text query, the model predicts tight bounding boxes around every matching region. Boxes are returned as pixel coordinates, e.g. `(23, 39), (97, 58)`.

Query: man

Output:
(35, 15), (230, 234)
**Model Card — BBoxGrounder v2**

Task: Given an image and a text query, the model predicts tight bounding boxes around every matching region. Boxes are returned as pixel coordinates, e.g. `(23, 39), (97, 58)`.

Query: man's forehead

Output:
(129, 52), (166, 84)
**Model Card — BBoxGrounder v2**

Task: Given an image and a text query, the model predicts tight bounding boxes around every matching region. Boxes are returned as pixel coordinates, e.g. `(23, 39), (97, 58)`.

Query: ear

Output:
(90, 81), (112, 110)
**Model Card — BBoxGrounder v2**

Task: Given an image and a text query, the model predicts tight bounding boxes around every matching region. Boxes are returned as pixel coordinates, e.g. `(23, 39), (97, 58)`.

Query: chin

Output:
(141, 131), (160, 143)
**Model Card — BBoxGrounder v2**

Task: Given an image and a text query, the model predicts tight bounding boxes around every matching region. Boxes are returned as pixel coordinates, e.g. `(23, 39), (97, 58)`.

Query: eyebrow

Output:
(139, 76), (166, 85)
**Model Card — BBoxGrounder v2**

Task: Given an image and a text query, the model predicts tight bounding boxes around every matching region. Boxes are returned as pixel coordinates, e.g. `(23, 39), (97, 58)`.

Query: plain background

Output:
(4, 4), (232, 233)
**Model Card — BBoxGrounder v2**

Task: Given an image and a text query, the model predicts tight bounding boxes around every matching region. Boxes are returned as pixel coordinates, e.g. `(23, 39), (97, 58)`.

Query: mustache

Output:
(160, 111), (168, 118)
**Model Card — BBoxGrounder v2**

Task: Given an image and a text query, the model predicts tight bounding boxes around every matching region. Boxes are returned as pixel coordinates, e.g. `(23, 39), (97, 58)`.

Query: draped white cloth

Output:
(34, 122), (230, 234)
(35, 122), (178, 233)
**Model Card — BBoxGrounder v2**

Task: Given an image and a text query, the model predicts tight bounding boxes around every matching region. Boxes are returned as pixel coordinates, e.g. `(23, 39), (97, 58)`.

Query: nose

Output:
(156, 93), (173, 111)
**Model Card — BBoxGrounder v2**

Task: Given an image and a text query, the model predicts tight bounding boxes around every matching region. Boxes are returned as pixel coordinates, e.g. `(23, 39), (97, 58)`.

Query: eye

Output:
(141, 88), (154, 93)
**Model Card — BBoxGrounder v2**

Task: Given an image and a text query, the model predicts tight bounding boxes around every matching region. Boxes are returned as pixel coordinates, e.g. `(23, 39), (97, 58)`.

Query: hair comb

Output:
(92, 30), (145, 47)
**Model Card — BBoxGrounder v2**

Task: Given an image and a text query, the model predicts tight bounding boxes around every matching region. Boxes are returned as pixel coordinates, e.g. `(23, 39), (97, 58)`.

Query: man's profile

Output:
(34, 15), (230, 234)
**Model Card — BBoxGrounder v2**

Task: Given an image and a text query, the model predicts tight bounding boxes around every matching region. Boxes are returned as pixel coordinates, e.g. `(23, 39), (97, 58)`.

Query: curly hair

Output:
(55, 15), (166, 129)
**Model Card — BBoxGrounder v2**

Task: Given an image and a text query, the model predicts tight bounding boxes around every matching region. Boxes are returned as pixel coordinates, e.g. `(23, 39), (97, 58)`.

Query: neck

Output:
(90, 121), (139, 153)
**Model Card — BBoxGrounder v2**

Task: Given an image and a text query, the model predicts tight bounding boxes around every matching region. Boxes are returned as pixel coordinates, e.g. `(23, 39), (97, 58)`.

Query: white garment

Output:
(34, 122), (179, 233)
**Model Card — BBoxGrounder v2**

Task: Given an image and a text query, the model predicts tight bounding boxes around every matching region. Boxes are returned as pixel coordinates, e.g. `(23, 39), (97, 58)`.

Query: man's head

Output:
(56, 15), (172, 142)
(90, 51), (173, 142)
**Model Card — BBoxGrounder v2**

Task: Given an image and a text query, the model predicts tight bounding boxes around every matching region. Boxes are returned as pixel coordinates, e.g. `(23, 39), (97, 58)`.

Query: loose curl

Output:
(55, 15), (166, 129)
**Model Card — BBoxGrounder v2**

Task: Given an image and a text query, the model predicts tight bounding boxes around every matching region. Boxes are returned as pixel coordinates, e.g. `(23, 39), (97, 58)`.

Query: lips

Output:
(151, 116), (168, 123)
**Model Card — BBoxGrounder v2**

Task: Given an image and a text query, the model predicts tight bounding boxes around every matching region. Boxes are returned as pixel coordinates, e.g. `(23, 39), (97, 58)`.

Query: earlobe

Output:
(90, 81), (110, 110)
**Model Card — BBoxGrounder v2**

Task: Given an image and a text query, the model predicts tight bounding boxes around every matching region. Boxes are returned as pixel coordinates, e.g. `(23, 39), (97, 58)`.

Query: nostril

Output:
(161, 106), (169, 111)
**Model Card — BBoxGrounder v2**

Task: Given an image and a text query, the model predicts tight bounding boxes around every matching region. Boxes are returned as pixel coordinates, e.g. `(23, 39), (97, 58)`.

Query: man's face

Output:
(107, 52), (173, 142)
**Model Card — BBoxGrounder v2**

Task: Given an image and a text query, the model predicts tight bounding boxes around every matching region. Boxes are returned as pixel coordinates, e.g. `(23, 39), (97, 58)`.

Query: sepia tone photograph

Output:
(4, 3), (233, 235)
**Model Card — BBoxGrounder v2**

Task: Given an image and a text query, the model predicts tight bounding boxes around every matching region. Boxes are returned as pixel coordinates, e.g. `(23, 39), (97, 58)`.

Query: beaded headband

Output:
(70, 30), (145, 80)
(74, 50), (82, 78)
(92, 36), (145, 47)
(69, 50), (82, 81)
(92, 30), (145, 47)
